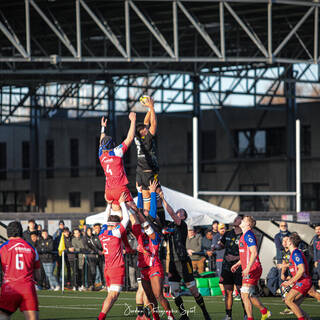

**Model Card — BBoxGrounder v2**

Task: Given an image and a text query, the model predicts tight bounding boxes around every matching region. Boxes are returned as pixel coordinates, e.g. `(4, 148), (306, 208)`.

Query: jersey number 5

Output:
(103, 243), (109, 255)
(16, 253), (24, 270)
(106, 165), (113, 176)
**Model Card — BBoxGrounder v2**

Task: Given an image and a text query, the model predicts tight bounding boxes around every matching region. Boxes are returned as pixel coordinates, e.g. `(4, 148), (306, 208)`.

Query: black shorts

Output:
(136, 171), (160, 190)
(168, 259), (194, 284)
(220, 267), (242, 286)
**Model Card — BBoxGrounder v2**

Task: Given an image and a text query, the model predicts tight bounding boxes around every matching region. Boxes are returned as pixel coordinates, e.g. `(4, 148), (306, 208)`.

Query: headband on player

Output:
(107, 221), (119, 226)
(101, 136), (115, 151)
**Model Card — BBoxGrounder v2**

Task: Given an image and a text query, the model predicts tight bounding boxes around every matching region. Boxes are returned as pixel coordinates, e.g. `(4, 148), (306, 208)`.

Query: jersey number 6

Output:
(16, 253), (24, 270)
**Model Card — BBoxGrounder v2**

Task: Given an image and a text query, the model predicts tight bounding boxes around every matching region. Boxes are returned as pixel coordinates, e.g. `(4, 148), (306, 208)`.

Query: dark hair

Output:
(289, 232), (301, 247)
(238, 214), (244, 219)
(205, 228), (213, 235)
(59, 220), (65, 225)
(177, 208), (187, 220)
(41, 229), (48, 233)
(136, 123), (147, 137)
(93, 223), (101, 227)
(63, 227), (70, 232)
(30, 231), (38, 236)
(108, 215), (121, 223)
(28, 218), (36, 224)
(101, 136), (115, 150)
(212, 220), (219, 225)
(315, 224), (320, 228)
(7, 221), (23, 238)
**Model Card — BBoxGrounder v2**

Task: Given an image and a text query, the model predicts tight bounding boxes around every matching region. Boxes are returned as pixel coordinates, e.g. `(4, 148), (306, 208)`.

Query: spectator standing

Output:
(201, 229), (214, 271)
(274, 221), (291, 267)
(23, 218), (38, 243)
(72, 228), (86, 291)
(212, 220), (219, 237)
(38, 229), (60, 291)
(53, 220), (65, 283)
(212, 223), (226, 297)
(313, 224), (320, 290)
(83, 227), (98, 291)
(93, 223), (105, 288)
(186, 226), (205, 275)
(64, 227), (75, 289)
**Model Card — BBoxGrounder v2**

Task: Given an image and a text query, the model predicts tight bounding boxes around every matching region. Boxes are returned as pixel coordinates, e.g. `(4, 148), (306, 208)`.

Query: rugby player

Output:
(212, 215), (247, 320)
(0, 221), (41, 320)
(135, 96), (161, 211)
(160, 191), (211, 320)
(97, 192), (130, 320)
(132, 181), (175, 320)
(231, 216), (271, 320)
(281, 233), (318, 319)
(99, 112), (136, 208)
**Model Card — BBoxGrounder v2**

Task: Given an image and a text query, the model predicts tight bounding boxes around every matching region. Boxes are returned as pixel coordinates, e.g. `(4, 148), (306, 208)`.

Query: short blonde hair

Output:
(244, 215), (256, 228)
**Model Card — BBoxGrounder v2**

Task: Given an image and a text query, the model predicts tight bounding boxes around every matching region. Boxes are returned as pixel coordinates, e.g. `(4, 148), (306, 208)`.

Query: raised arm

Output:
(99, 117), (108, 144)
(140, 96), (157, 135)
(149, 180), (158, 219)
(119, 193), (129, 228)
(159, 191), (181, 225)
(123, 112), (136, 147)
(104, 201), (112, 223)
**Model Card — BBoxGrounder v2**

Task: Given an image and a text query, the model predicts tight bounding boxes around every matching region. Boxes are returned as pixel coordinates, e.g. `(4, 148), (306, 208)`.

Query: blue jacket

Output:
(274, 230), (291, 264)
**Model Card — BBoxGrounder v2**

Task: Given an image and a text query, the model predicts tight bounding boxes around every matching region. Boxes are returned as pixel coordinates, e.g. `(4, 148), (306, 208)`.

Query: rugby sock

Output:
(260, 307), (268, 315)
(165, 310), (174, 319)
(174, 296), (187, 315)
(298, 318), (305, 320)
(222, 289), (226, 296)
(98, 312), (106, 320)
(226, 309), (232, 317)
(247, 318), (254, 320)
(137, 304), (144, 317)
(194, 294), (209, 314)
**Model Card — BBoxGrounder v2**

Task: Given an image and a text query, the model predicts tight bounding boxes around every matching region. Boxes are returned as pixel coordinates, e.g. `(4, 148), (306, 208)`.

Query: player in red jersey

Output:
(0, 221), (41, 320)
(97, 192), (130, 320)
(99, 112), (136, 207)
(281, 233), (313, 320)
(231, 216), (271, 320)
(131, 181), (174, 320)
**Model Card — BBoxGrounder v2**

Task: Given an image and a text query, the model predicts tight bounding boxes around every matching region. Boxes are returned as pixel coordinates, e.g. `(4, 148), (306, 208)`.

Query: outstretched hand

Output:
(140, 96), (154, 109)
(119, 192), (127, 203)
(101, 117), (107, 127)
(148, 180), (158, 193)
(129, 112), (136, 122)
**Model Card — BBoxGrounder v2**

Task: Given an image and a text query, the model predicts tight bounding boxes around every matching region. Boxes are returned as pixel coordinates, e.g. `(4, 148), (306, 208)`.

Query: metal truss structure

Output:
(0, 0), (319, 123)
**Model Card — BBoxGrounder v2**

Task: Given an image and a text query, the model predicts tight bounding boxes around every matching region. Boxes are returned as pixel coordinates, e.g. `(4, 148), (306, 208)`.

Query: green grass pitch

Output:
(9, 291), (320, 320)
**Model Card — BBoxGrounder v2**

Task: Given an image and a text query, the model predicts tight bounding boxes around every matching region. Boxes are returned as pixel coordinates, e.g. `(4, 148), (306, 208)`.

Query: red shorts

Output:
(140, 264), (164, 281)
(104, 266), (125, 288)
(292, 278), (312, 296)
(105, 185), (133, 205)
(242, 266), (262, 286)
(0, 282), (39, 313)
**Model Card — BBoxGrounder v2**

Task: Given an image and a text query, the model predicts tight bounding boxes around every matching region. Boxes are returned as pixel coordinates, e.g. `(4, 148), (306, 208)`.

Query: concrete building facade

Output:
(0, 103), (319, 214)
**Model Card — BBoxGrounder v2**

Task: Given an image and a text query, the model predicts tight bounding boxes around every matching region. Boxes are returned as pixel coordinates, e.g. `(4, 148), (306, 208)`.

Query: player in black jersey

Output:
(135, 96), (161, 211)
(160, 191), (211, 320)
(212, 215), (247, 320)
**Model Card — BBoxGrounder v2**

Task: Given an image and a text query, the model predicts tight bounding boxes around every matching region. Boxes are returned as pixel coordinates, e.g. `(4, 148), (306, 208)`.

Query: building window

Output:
(22, 141), (30, 179)
(94, 191), (105, 207)
(69, 192), (81, 207)
(96, 137), (104, 176)
(46, 140), (54, 178)
(239, 184), (269, 211)
(302, 183), (320, 211)
(236, 129), (266, 158)
(266, 127), (286, 156)
(201, 130), (216, 172)
(301, 126), (311, 156)
(70, 139), (79, 177)
(0, 143), (7, 180)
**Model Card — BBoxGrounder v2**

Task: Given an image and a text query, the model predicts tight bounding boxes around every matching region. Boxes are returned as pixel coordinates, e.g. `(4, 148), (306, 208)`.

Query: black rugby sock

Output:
(174, 296), (187, 315)
(194, 294), (209, 313)
(137, 303), (144, 316)
(226, 309), (232, 317)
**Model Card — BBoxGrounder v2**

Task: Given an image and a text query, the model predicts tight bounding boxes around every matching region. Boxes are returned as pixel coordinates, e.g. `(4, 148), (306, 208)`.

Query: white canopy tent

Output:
(86, 186), (238, 226)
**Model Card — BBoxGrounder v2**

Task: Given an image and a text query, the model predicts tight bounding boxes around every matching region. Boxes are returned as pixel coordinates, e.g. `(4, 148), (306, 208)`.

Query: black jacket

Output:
(23, 228), (39, 244)
(37, 236), (54, 263)
(64, 235), (75, 262)
(83, 235), (102, 258)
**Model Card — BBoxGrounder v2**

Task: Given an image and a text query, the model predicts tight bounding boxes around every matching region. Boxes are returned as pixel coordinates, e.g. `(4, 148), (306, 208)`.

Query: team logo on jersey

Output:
(295, 257), (300, 262)
(248, 237), (254, 243)
(240, 242), (244, 247)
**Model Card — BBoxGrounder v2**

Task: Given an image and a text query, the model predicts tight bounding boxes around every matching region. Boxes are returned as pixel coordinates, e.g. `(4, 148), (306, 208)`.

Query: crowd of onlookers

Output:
(2, 218), (320, 295)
